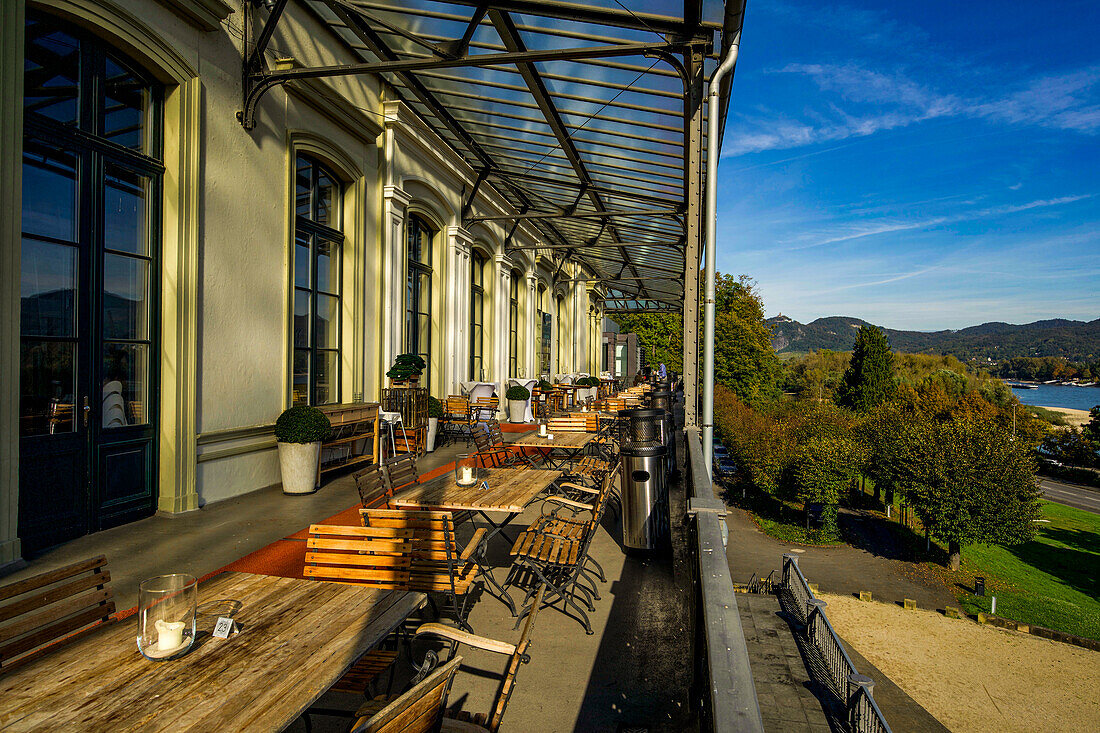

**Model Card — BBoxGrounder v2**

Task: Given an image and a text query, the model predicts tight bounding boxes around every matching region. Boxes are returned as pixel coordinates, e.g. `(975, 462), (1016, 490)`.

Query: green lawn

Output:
(957, 501), (1100, 641)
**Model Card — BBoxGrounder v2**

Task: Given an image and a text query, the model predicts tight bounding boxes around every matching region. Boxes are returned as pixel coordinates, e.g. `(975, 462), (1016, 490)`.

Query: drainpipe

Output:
(702, 32), (741, 475)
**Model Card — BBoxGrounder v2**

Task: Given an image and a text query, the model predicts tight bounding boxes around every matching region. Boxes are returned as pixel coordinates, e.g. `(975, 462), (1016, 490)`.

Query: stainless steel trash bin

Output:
(619, 445), (668, 550)
(618, 409), (669, 550)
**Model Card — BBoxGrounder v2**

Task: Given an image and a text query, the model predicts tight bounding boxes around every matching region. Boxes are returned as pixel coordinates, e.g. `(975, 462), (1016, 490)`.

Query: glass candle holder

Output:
(455, 454), (477, 486)
(137, 573), (197, 661)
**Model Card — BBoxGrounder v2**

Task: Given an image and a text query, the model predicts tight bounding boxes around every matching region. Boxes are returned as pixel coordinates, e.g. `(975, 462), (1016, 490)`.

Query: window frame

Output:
(469, 249), (487, 380)
(292, 153), (344, 407)
(405, 214), (434, 378)
(508, 269), (520, 377)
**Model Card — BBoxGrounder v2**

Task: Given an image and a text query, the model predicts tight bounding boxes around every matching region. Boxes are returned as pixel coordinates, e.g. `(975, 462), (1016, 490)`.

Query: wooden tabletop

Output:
(513, 431), (596, 448)
(391, 467), (562, 513)
(0, 572), (424, 732)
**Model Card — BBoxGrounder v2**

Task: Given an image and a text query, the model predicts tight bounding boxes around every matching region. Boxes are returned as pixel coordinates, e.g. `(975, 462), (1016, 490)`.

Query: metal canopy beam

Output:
(468, 208), (681, 223)
(436, 0), (719, 35)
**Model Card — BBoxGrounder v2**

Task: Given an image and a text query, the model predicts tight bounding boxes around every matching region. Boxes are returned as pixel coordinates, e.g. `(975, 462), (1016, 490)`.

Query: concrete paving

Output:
(737, 593), (835, 733)
(723, 505), (955, 611)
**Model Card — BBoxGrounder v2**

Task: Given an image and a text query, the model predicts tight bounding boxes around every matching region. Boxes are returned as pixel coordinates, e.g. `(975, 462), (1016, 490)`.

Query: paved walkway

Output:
(723, 505), (954, 611)
(738, 594), (835, 733)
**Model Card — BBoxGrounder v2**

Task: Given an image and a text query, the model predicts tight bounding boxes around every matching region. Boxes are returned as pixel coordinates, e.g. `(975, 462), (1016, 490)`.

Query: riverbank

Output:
(1036, 405), (1092, 427)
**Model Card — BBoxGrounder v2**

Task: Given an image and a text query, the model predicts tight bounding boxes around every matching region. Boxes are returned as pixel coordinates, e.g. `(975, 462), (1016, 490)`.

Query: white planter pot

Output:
(508, 400), (527, 423)
(277, 441), (321, 495)
(426, 417), (439, 452)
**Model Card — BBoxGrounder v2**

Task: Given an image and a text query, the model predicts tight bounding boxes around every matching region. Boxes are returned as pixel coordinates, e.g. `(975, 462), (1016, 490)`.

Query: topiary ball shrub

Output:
(274, 405), (332, 444)
(538, 380), (553, 391)
(505, 385), (530, 401)
(581, 376), (600, 387)
(428, 396), (444, 419)
(387, 353), (426, 380)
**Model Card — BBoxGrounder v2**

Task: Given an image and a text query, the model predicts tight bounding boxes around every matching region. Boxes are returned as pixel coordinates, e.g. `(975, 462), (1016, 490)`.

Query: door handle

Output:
(83, 396), (90, 427)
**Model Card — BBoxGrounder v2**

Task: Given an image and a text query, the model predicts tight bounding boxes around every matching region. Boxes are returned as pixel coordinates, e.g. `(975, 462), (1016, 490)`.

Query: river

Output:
(1009, 383), (1100, 411)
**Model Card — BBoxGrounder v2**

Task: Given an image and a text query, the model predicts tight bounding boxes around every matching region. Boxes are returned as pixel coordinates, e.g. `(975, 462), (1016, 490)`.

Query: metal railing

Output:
(781, 555), (892, 733)
(684, 427), (765, 733)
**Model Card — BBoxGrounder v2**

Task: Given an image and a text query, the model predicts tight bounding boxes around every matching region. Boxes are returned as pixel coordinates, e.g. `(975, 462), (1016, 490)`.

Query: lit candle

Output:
(460, 466), (474, 483)
(538, 423), (547, 437)
(155, 619), (185, 652)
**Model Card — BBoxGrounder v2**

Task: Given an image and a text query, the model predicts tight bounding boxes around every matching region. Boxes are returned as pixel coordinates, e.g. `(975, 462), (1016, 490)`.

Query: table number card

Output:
(213, 616), (236, 639)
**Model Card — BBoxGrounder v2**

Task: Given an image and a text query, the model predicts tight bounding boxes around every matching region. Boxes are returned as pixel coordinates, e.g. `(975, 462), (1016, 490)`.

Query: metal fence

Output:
(684, 427), (765, 733)
(781, 555), (892, 733)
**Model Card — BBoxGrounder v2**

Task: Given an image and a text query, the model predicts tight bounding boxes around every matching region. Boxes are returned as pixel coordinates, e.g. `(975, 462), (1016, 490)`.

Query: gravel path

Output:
(819, 593), (1100, 733)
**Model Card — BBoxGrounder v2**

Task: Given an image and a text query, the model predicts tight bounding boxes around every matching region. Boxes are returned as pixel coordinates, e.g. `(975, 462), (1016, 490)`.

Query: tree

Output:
(895, 416), (1041, 570)
(792, 433), (863, 539)
(612, 273), (779, 404)
(1084, 405), (1100, 446)
(836, 325), (895, 411)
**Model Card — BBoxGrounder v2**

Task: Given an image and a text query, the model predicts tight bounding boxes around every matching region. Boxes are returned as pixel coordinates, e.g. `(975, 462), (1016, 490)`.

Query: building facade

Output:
(0, 0), (608, 563)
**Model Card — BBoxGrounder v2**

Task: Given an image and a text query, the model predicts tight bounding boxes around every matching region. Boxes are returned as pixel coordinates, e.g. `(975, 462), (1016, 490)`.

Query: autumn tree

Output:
(894, 415), (1041, 570)
(836, 326), (895, 411)
(791, 433), (864, 539)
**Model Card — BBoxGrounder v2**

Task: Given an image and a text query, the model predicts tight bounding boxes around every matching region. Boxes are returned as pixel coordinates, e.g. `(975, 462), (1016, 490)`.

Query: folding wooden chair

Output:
(471, 421), (536, 469)
(356, 463), (393, 510)
(0, 556), (116, 672)
(348, 656), (463, 733)
(506, 466), (619, 634)
(441, 398), (476, 446)
(412, 585), (545, 732)
(359, 510), (486, 632)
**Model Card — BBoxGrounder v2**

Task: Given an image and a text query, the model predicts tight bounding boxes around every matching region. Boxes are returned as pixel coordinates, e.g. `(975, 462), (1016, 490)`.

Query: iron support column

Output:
(681, 48), (705, 428)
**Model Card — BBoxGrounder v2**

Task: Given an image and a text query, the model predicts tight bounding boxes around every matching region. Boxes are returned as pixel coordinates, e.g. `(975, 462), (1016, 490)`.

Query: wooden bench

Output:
(547, 414), (599, 433)
(318, 403), (381, 476)
(0, 555), (115, 672)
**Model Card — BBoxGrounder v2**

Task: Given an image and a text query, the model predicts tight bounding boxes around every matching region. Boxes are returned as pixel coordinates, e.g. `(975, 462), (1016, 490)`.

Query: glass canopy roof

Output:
(242, 0), (745, 312)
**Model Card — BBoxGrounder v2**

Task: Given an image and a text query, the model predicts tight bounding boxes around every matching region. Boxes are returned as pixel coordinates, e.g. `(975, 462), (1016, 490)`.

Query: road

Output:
(1038, 477), (1100, 514)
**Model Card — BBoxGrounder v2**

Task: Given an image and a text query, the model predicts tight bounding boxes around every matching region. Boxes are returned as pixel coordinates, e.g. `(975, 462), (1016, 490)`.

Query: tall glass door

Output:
(19, 14), (162, 554)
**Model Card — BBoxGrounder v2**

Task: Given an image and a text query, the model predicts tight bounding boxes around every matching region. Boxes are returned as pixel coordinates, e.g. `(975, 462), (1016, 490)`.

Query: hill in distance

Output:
(767, 315), (1100, 362)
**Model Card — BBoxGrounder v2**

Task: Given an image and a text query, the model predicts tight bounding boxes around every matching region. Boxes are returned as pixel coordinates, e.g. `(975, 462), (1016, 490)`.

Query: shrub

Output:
(387, 353), (426, 380)
(579, 376), (600, 387)
(506, 385), (531, 401)
(428, 396), (444, 419)
(274, 405), (331, 444)
(538, 379), (553, 391)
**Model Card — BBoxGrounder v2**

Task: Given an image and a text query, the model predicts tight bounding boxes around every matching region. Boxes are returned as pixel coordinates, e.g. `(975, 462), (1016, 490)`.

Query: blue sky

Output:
(715, 0), (1100, 330)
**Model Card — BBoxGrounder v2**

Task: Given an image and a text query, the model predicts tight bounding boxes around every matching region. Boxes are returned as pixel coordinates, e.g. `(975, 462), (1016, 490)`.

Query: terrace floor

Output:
(2, 430), (699, 732)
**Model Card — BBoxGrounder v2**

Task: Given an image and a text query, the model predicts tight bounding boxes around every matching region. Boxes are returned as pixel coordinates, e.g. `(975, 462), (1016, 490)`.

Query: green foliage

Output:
(427, 396), (444, 419)
(505, 385), (530, 401)
(1041, 427), (1100, 468)
(792, 434), (864, 539)
(1085, 405), (1100, 444)
(274, 405), (332, 444)
(387, 353), (426, 380)
(836, 326), (895, 411)
(538, 379), (552, 391)
(894, 415), (1042, 566)
(991, 356), (1100, 382)
(576, 376), (600, 387)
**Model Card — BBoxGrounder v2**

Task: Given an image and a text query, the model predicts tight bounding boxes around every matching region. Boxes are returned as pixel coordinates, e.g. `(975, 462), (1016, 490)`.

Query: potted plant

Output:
(387, 353), (425, 386)
(505, 384), (530, 423)
(577, 376), (600, 403)
(274, 405), (332, 495)
(426, 396), (443, 452)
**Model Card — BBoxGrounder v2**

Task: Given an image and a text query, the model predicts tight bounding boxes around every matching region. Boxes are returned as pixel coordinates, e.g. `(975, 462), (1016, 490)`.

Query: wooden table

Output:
(391, 467), (562, 615)
(553, 383), (585, 408)
(0, 572), (425, 732)
(513, 431), (597, 471)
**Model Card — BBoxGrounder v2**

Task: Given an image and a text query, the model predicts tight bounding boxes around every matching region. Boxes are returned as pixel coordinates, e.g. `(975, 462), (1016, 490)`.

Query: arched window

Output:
(469, 250), (487, 379)
(556, 294), (567, 372)
(293, 154), (343, 406)
(405, 215), (434, 377)
(508, 270), (520, 376)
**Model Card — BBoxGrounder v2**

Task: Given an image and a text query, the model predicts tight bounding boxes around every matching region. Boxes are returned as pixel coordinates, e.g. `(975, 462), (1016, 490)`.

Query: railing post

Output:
(807, 597), (827, 636)
(782, 553), (798, 588)
(847, 673), (875, 731)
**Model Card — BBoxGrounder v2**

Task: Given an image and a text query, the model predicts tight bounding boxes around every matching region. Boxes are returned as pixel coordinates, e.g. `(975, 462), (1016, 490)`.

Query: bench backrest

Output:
(0, 555), (115, 672)
(547, 414), (598, 433)
(350, 656), (462, 733)
(304, 525), (414, 589)
(355, 464), (390, 509)
(384, 455), (420, 494)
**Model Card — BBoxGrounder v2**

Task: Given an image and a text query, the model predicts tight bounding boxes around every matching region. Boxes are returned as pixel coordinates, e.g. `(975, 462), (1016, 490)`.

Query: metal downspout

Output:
(702, 32), (741, 474)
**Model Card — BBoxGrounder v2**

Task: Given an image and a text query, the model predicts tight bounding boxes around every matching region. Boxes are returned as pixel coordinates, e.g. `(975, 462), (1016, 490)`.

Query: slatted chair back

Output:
(384, 455), (420, 494)
(361, 509), (459, 567)
(349, 656), (462, 733)
(486, 420), (507, 447)
(355, 464), (391, 509)
(0, 555), (115, 672)
(444, 397), (473, 424)
(304, 525), (414, 589)
(547, 414), (598, 433)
